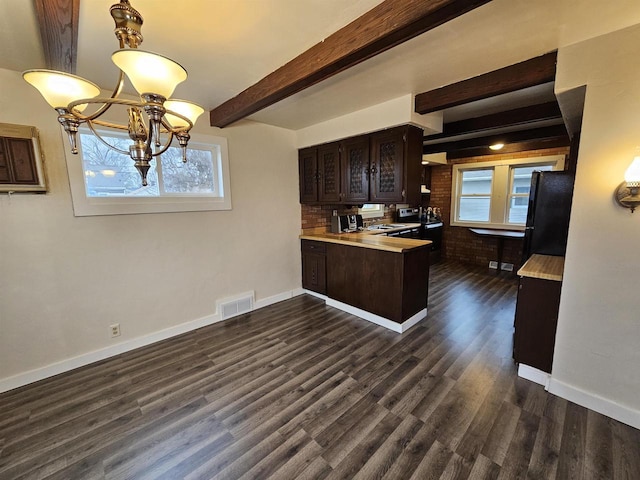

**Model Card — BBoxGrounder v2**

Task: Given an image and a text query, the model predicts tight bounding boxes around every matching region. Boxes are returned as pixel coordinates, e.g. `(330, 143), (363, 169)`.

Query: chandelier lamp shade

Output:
(22, 0), (204, 186)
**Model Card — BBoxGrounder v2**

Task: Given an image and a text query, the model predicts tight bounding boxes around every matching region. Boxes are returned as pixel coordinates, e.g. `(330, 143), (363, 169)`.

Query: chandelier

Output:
(22, 0), (204, 187)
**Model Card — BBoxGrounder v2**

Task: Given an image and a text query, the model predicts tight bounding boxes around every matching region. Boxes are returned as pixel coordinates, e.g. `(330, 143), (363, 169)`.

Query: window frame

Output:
(450, 155), (565, 230)
(65, 128), (232, 216)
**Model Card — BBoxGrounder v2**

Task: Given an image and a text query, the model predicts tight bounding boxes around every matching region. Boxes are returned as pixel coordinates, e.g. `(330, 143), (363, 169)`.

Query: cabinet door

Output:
(513, 276), (562, 373)
(342, 136), (370, 204)
(317, 142), (341, 203)
(370, 128), (405, 203)
(301, 240), (326, 294)
(299, 147), (318, 203)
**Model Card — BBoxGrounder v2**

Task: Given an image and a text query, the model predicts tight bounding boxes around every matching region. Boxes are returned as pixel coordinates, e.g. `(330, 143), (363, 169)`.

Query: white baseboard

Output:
(321, 295), (426, 333)
(517, 364), (550, 388)
(0, 288), (300, 394)
(548, 378), (640, 430)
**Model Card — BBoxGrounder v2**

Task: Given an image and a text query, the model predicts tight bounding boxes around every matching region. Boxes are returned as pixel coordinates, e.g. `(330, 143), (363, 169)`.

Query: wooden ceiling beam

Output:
(422, 124), (569, 154)
(34, 0), (80, 73)
(424, 101), (562, 140)
(415, 51), (557, 115)
(209, 0), (493, 128)
(446, 137), (570, 160)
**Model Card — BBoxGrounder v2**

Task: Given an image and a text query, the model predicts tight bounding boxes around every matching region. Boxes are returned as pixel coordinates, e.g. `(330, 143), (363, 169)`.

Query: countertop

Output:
(517, 254), (565, 281)
(300, 224), (431, 253)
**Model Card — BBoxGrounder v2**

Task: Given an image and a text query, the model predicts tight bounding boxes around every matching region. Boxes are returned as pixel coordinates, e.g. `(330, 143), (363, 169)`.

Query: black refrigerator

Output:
(522, 171), (575, 262)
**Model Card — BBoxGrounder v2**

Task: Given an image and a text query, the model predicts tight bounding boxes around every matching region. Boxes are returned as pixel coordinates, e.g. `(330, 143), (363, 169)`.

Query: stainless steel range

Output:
(396, 207), (443, 262)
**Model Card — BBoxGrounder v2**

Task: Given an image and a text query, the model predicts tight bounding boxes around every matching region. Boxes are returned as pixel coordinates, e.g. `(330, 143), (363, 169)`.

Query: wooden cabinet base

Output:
(513, 276), (561, 373)
(326, 243), (429, 324)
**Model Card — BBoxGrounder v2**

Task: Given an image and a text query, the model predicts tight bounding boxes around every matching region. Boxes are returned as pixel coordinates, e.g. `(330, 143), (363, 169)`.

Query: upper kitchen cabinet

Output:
(341, 135), (370, 204)
(299, 147), (318, 203)
(298, 142), (341, 204)
(371, 127), (404, 203)
(317, 142), (341, 203)
(298, 124), (423, 205)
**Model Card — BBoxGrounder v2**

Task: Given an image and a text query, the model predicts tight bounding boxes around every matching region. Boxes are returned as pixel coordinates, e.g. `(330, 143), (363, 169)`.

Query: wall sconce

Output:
(614, 157), (640, 212)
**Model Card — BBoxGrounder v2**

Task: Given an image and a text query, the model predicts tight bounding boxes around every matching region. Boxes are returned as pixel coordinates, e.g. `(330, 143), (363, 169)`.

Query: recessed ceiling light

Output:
(489, 143), (505, 151)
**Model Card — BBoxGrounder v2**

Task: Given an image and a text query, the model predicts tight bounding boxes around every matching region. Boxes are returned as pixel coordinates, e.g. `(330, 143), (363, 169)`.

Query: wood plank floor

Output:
(1, 261), (639, 479)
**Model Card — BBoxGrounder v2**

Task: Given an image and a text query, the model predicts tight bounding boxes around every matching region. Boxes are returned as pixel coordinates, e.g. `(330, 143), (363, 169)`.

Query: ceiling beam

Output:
(209, 0), (493, 128)
(34, 0), (80, 73)
(415, 51), (557, 115)
(424, 101), (562, 140)
(446, 137), (570, 160)
(422, 124), (569, 155)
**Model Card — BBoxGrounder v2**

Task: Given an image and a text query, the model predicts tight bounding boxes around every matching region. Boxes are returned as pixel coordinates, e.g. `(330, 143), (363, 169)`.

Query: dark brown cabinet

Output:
(341, 135), (370, 204)
(513, 276), (562, 373)
(301, 237), (430, 324)
(298, 142), (342, 204)
(299, 147), (318, 203)
(298, 124), (423, 205)
(369, 128), (405, 203)
(317, 143), (341, 203)
(301, 240), (327, 294)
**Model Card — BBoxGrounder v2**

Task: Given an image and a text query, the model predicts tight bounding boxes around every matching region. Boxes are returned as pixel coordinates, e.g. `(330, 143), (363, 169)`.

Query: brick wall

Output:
(301, 204), (396, 233)
(430, 147), (571, 270)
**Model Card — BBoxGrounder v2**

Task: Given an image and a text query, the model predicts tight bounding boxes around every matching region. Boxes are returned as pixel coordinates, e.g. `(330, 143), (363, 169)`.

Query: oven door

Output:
(388, 227), (421, 238)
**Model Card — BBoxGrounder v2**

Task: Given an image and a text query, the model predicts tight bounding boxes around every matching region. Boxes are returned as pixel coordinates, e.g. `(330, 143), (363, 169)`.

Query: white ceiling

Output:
(1, 0), (640, 131)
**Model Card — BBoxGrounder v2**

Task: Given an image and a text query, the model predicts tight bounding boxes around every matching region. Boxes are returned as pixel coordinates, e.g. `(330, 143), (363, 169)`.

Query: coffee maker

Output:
(331, 214), (364, 233)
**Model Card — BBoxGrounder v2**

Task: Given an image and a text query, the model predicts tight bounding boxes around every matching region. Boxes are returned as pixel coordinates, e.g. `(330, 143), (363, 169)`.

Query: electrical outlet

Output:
(489, 261), (498, 269)
(110, 323), (121, 337)
(501, 263), (514, 272)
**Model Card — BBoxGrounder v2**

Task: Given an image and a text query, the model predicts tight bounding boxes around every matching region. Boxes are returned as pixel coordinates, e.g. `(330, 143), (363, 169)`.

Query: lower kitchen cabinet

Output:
(301, 240), (326, 294)
(325, 242), (429, 323)
(301, 236), (430, 324)
(513, 275), (562, 373)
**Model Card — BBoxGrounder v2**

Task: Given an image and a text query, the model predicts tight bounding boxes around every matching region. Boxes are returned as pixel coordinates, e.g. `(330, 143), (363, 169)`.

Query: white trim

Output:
(303, 289), (426, 333)
(548, 378), (640, 430)
(517, 364), (551, 388)
(0, 288), (300, 393)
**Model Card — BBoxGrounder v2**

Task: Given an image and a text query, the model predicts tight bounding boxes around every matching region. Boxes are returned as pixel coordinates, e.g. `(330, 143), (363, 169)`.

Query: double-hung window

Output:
(451, 155), (564, 229)
(65, 128), (232, 216)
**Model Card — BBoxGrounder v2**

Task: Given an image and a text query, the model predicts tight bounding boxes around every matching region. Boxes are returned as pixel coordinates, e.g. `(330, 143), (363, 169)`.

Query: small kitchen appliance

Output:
(331, 214), (364, 233)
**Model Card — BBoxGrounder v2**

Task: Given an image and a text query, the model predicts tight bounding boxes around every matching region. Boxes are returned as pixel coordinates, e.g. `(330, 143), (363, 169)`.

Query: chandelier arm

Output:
(64, 70), (127, 121)
(91, 119), (129, 131)
(86, 121), (131, 156)
(68, 97), (144, 121)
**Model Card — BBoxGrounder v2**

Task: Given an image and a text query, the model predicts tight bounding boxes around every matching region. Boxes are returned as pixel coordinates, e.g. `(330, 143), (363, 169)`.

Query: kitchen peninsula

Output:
(300, 226), (432, 333)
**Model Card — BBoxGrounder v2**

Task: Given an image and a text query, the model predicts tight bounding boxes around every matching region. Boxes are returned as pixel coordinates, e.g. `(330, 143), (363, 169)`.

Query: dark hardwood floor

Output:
(1, 262), (639, 479)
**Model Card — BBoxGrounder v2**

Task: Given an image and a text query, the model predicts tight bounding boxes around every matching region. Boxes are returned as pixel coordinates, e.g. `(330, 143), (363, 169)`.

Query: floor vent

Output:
(218, 292), (254, 320)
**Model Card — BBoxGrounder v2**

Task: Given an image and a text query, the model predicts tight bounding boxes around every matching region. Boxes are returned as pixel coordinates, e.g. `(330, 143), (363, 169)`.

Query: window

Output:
(358, 204), (384, 218)
(451, 155), (564, 229)
(458, 168), (493, 222)
(66, 128), (231, 216)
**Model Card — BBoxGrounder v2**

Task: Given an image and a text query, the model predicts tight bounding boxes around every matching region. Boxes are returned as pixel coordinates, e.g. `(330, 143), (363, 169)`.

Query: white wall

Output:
(552, 25), (640, 427)
(0, 68), (301, 386)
